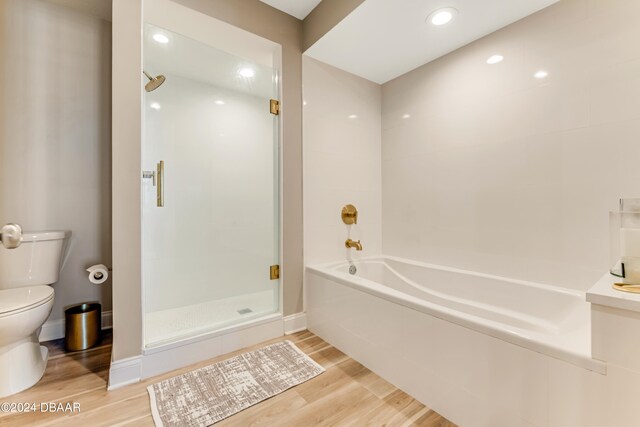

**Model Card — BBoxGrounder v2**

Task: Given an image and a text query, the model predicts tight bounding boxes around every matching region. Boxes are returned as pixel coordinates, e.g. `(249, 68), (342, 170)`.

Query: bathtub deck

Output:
(0, 330), (456, 426)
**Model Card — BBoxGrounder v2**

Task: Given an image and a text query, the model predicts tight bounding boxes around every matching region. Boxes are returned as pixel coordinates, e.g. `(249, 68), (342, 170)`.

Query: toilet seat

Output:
(0, 286), (54, 317)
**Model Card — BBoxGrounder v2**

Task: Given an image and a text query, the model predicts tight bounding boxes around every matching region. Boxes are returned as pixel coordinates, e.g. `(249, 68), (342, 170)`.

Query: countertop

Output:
(586, 272), (640, 313)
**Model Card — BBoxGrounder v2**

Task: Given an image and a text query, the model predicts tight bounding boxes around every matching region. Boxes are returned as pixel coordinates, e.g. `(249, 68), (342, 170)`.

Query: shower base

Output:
(144, 290), (275, 348)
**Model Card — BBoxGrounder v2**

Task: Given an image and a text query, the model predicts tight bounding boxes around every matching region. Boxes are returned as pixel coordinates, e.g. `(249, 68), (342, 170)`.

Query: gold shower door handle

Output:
(157, 160), (164, 207)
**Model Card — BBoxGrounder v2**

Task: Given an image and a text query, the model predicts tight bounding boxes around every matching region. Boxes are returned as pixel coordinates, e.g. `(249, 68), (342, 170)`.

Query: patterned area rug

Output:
(147, 340), (325, 426)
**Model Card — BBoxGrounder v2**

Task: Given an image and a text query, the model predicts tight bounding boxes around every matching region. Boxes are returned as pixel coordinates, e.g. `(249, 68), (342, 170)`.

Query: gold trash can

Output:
(65, 303), (101, 351)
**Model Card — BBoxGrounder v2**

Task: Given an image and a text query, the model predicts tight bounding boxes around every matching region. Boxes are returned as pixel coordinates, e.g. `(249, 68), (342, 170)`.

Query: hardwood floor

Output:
(0, 330), (456, 426)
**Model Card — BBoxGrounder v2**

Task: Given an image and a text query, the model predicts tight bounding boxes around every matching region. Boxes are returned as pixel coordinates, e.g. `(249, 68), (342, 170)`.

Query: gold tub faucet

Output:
(345, 239), (363, 251)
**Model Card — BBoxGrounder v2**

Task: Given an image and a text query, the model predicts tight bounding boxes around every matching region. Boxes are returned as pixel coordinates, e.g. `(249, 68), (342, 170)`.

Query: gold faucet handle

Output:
(341, 204), (358, 225)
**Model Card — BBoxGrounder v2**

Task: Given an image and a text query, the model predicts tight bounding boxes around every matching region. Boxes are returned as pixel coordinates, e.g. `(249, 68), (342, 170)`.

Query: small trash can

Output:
(65, 303), (101, 351)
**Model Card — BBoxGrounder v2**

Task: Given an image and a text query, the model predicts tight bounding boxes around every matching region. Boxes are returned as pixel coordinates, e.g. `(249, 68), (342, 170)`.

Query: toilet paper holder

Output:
(87, 264), (111, 285)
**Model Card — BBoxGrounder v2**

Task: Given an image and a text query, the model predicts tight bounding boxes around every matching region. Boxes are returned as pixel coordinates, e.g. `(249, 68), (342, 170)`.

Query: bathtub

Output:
(306, 256), (606, 427)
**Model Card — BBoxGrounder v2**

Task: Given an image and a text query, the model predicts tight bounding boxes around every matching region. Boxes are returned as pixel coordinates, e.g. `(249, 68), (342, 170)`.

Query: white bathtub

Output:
(306, 256), (606, 427)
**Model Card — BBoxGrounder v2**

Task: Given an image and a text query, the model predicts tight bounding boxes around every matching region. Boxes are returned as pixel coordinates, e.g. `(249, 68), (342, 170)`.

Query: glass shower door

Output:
(142, 24), (280, 348)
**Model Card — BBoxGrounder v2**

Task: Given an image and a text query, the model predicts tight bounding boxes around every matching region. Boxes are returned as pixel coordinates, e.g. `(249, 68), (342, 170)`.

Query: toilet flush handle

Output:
(0, 223), (23, 249)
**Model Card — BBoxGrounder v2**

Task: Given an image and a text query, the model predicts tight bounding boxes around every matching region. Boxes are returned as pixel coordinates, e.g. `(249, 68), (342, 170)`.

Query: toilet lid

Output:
(0, 286), (54, 315)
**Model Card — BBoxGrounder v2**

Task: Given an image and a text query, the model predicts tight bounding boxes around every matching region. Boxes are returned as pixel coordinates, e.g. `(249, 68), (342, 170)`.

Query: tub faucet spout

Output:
(345, 239), (363, 251)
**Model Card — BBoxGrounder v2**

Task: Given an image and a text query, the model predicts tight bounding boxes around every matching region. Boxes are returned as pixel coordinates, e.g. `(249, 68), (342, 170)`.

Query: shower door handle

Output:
(157, 160), (164, 207)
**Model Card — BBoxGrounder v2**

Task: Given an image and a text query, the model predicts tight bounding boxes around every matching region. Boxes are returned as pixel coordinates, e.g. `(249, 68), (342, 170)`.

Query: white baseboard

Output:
(39, 310), (113, 342)
(141, 314), (284, 379)
(108, 355), (142, 390)
(102, 310), (113, 329)
(283, 312), (307, 334)
(109, 314), (285, 389)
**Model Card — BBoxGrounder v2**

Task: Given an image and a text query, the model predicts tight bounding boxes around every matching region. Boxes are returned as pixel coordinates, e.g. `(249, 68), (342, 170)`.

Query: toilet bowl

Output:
(0, 231), (66, 398)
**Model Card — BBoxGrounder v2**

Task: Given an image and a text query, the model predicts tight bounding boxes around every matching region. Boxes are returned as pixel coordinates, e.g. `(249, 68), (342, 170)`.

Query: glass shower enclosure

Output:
(141, 23), (280, 348)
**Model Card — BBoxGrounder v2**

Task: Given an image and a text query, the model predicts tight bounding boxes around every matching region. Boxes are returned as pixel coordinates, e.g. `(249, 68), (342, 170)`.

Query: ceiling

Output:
(258, 0), (322, 20)
(305, 0), (559, 84)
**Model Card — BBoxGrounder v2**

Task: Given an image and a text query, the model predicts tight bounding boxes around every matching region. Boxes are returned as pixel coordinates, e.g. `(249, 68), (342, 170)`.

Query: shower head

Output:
(143, 71), (166, 92)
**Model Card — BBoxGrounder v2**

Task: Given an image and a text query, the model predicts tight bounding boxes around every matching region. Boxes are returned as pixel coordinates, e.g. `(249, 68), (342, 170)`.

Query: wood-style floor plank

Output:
(1, 330), (456, 426)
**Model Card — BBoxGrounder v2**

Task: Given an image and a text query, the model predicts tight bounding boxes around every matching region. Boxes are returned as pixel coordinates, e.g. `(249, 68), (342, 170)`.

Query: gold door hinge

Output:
(270, 264), (280, 280)
(270, 99), (280, 115)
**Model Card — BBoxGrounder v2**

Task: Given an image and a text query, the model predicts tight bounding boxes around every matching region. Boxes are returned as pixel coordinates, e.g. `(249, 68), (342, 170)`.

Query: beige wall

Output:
(303, 56), (382, 265)
(172, 0), (304, 316)
(112, 0), (143, 361)
(302, 0), (364, 51)
(0, 0), (112, 322)
(382, 0), (640, 291)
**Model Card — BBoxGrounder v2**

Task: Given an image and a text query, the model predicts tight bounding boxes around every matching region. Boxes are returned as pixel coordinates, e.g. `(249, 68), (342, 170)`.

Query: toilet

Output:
(0, 230), (67, 397)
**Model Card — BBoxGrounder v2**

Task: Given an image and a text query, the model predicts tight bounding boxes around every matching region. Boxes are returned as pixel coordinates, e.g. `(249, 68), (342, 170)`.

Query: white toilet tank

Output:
(0, 231), (67, 289)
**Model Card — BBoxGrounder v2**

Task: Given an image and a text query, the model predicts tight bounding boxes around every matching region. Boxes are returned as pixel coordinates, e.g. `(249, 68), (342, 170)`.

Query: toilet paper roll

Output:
(87, 264), (109, 285)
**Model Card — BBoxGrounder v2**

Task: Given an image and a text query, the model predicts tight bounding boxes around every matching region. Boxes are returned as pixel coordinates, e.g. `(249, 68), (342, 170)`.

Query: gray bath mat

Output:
(147, 340), (325, 426)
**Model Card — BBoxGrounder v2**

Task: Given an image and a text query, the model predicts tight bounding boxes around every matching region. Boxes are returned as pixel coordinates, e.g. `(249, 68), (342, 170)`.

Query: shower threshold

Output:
(144, 290), (276, 348)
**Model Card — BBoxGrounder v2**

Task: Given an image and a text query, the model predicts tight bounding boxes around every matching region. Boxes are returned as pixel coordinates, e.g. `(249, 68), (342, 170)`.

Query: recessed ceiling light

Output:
(427, 7), (457, 26)
(534, 70), (549, 79)
(150, 102), (161, 110)
(303, 100), (307, 106)
(402, 114), (411, 119)
(486, 55), (504, 65)
(348, 114), (358, 119)
(153, 34), (169, 44)
(215, 100), (225, 105)
(239, 68), (255, 78)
